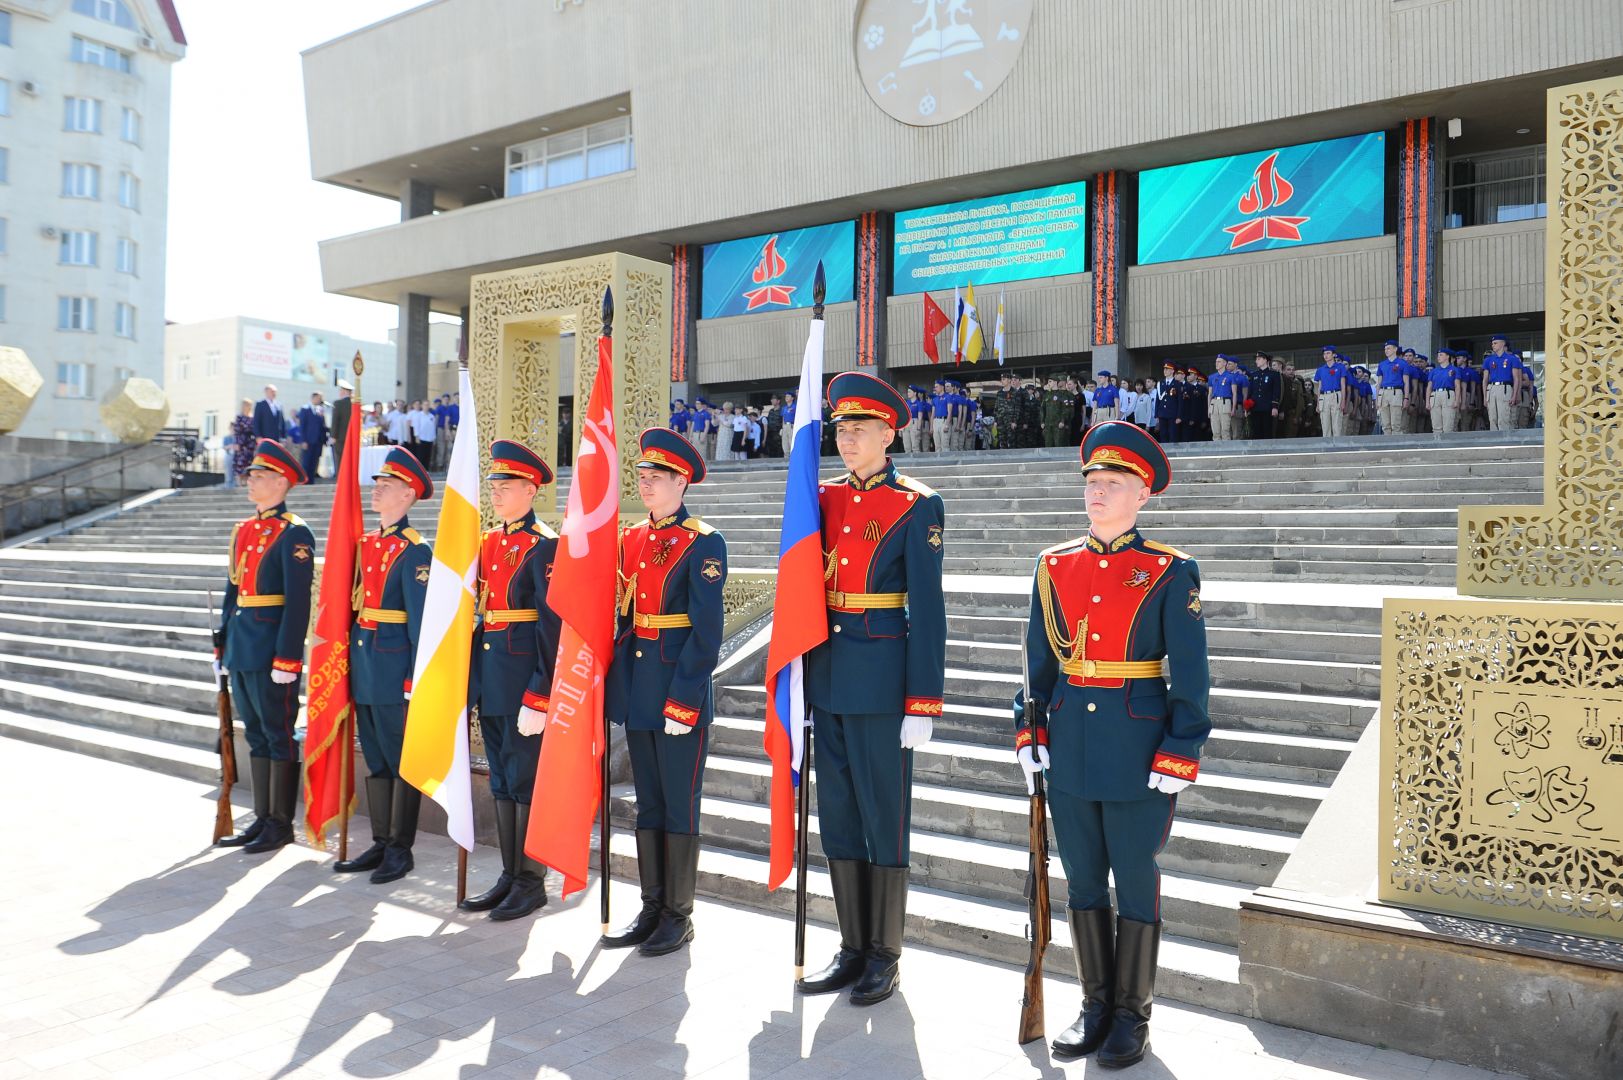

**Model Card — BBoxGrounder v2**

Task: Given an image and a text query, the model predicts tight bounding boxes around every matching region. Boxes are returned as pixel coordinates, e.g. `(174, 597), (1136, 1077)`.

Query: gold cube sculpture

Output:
(0, 347), (45, 435)
(100, 376), (171, 443)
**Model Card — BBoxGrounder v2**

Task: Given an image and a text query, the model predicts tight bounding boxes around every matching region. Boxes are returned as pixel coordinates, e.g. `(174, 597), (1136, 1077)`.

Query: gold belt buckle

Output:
(1081, 659), (1097, 679)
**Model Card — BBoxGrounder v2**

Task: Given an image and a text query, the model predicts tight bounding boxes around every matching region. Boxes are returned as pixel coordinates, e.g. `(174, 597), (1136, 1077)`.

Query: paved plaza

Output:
(0, 739), (1530, 1080)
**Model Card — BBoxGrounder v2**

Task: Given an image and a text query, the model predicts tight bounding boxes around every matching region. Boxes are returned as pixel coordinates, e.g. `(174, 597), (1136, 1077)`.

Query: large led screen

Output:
(892, 180), (1087, 295)
(701, 221), (855, 319)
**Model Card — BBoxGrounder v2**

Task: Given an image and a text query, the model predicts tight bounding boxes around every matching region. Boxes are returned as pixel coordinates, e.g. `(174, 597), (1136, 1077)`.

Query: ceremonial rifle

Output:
(1017, 645), (1051, 1045)
(207, 589), (238, 843)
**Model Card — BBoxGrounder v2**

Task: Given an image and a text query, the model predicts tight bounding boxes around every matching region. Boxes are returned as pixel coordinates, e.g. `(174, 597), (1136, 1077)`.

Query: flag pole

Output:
(598, 285), (614, 936)
(337, 349), (363, 864)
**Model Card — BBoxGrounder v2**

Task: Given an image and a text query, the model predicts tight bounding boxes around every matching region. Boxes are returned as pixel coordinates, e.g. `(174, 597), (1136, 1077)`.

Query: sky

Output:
(163, 2), (432, 344)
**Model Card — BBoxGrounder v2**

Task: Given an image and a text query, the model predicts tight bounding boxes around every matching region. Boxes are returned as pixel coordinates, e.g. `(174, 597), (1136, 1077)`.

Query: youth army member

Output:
(1206, 357), (1241, 441)
(334, 447), (432, 883)
(1312, 347), (1351, 438)
(1375, 341), (1417, 435)
(797, 372), (947, 1007)
(1092, 372), (1119, 423)
(1425, 349), (1465, 433)
(904, 386), (933, 453)
(1483, 333), (1529, 431)
(1013, 421), (1209, 1067)
(1043, 376), (1077, 447)
(213, 440), (315, 854)
(604, 429), (726, 956)
(460, 439), (562, 921)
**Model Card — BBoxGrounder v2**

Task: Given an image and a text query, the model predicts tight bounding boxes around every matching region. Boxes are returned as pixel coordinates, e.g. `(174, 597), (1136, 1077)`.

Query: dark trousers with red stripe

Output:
(229, 669), (300, 762)
(811, 709), (913, 867)
(625, 728), (710, 835)
(1048, 789), (1176, 924)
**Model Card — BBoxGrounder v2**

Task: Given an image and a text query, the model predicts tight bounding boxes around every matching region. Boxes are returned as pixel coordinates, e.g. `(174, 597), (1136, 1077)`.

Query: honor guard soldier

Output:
(1014, 421), (1210, 1067)
(603, 429), (726, 956)
(797, 372), (947, 1007)
(461, 439), (562, 921)
(334, 447), (432, 884)
(214, 440), (315, 854)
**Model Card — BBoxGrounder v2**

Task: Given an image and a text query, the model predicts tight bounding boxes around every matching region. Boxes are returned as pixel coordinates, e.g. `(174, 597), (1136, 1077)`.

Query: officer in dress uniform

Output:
(333, 447), (433, 883)
(213, 439), (316, 854)
(1013, 421), (1210, 1067)
(796, 372), (947, 1007)
(1250, 352), (1281, 440)
(1154, 363), (1180, 444)
(602, 429), (727, 956)
(459, 439), (563, 921)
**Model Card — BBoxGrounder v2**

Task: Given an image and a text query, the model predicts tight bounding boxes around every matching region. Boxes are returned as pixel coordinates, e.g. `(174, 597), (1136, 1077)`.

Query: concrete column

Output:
(1090, 171), (1138, 377)
(856, 211), (892, 378)
(1397, 315), (1441, 357)
(400, 179), (435, 221)
(398, 293), (430, 402)
(669, 244), (701, 406)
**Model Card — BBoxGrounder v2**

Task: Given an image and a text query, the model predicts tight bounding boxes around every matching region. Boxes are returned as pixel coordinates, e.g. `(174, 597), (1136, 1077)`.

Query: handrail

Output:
(0, 440), (176, 542)
(0, 429), (200, 498)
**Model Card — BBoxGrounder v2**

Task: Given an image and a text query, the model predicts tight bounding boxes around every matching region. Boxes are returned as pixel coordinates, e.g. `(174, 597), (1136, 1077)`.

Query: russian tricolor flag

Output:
(763, 300), (828, 891)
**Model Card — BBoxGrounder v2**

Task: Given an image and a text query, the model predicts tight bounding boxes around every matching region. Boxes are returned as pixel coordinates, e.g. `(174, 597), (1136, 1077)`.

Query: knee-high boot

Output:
(1097, 916), (1160, 1069)
(602, 829), (664, 948)
(1051, 907), (1115, 1058)
(370, 780), (420, 884)
(490, 802), (548, 921)
(795, 859), (867, 994)
(217, 756), (270, 847)
(335, 776), (391, 872)
(849, 864), (908, 1006)
(459, 800), (516, 911)
(244, 758), (299, 854)
(639, 832), (700, 956)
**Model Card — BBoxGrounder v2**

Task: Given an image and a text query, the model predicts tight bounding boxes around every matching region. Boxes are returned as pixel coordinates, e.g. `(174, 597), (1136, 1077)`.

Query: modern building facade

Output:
(163, 315), (397, 445)
(0, 0), (185, 440)
(303, 0), (1623, 404)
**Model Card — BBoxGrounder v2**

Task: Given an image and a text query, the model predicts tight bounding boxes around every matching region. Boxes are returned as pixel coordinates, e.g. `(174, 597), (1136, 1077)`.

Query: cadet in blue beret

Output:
(460, 439), (563, 921)
(1015, 421), (1209, 1066)
(213, 439), (315, 854)
(334, 447), (433, 882)
(1484, 333), (1526, 430)
(798, 372), (946, 1007)
(602, 429), (725, 956)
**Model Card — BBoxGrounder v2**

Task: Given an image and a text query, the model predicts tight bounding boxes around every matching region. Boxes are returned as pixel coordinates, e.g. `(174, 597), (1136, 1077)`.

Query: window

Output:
(116, 237), (136, 274)
(60, 230), (98, 266)
(56, 362), (92, 399)
(62, 162), (100, 199)
(0, 148), (8, 185)
(203, 412), (219, 439)
(505, 115), (634, 197)
(114, 302), (135, 338)
(0, 11), (11, 47)
(204, 350), (221, 377)
(1445, 146), (1547, 229)
(120, 107), (140, 144)
(175, 355), (189, 380)
(118, 172), (139, 210)
(73, 0), (138, 29)
(71, 36), (133, 74)
(0, 80), (9, 117)
(64, 97), (103, 133)
(57, 296), (97, 332)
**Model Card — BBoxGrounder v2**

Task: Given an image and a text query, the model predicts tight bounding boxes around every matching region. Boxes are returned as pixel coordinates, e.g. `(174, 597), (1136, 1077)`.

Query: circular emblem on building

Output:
(854, 0), (1033, 127)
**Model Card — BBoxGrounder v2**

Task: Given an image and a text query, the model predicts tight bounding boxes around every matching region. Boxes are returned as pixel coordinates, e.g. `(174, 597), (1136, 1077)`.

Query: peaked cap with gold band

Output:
(246, 438), (309, 486)
(1080, 419), (1171, 494)
(373, 446), (433, 499)
(486, 439), (554, 486)
(826, 371), (909, 430)
(635, 427), (706, 484)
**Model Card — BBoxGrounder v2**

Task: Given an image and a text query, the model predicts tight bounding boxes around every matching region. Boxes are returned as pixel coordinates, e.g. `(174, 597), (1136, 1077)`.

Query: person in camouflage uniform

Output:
(1041, 376), (1072, 447)
(1018, 378), (1044, 448)
(993, 370), (1022, 450)
(1277, 359), (1303, 438)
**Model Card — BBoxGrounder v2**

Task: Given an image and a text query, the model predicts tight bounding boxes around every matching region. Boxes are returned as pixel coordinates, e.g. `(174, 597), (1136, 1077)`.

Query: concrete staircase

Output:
(0, 430), (1543, 1016)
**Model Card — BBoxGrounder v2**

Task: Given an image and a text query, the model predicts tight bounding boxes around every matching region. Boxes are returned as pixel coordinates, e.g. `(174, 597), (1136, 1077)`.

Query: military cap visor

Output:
(373, 446), (433, 500)
(636, 427), (706, 484)
(246, 439), (308, 487)
(827, 371), (908, 429)
(486, 439), (554, 486)
(1080, 420), (1171, 494)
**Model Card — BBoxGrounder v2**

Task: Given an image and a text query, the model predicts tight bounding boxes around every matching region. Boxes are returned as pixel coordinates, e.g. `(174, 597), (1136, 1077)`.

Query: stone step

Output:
(0, 610), (213, 650)
(938, 646), (1381, 699)
(0, 630), (212, 682)
(0, 705), (223, 785)
(0, 652), (239, 717)
(601, 837), (1251, 1013)
(0, 592), (213, 629)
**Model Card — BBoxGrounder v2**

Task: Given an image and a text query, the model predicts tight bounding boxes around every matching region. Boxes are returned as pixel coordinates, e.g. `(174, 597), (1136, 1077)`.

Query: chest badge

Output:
(863, 520), (882, 542)
(1124, 568), (1151, 589)
(701, 557), (723, 583)
(651, 536), (680, 566)
(503, 546), (520, 567)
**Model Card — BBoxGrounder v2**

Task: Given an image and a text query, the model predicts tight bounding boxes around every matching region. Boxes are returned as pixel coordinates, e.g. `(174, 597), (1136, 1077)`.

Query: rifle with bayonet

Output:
(207, 589), (238, 843)
(1017, 647), (1051, 1045)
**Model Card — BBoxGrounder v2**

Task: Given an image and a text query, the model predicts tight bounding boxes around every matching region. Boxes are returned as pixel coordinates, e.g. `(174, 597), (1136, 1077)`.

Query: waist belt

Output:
(826, 590), (907, 610)
(483, 608), (539, 623)
(1060, 658), (1168, 680)
(633, 612), (692, 630)
(236, 594), (284, 608)
(359, 607), (407, 624)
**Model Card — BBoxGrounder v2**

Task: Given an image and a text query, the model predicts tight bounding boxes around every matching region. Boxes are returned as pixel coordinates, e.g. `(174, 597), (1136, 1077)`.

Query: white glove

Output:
(270, 669), (298, 685)
(517, 705), (546, 737)
(664, 718), (693, 736)
(1016, 744), (1051, 795)
(1148, 772), (1193, 795)
(212, 659), (228, 678)
(899, 715), (932, 749)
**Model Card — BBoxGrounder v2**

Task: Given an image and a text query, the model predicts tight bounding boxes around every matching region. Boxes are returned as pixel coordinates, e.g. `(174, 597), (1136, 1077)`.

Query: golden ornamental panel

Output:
(1379, 598), (1623, 940)
(1458, 75), (1623, 600)
(722, 569), (777, 638)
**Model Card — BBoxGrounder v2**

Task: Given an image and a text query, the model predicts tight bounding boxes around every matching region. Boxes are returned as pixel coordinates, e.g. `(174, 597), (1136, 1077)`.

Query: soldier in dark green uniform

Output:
(1014, 421), (1210, 1068)
(1018, 377), (1043, 448)
(994, 370), (1022, 450)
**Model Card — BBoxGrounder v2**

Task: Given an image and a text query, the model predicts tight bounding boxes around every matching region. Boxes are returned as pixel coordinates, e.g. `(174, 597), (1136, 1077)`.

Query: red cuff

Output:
(272, 657), (303, 675)
(403, 679), (413, 695)
(1014, 727), (1049, 751)
(904, 697), (942, 717)
(1151, 752), (1199, 782)
(663, 700), (699, 726)
(522, 690), (550, 712)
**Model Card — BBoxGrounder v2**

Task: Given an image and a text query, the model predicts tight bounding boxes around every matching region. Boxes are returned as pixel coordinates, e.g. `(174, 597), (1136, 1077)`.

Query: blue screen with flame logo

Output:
(701, 221), (856, 320)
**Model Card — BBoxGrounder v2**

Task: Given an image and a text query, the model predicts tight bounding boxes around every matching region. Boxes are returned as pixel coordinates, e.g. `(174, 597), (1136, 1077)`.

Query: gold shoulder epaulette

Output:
(281, 511), (308, 528)
(402, 527), (424, 545)
(824, 473), (852, 488)
(895, 474), (937, 498)
(682, 517), (716, 535)
(1144, 539), (1192, 561)
(1039, 536), (1089, 560)
(533, 520), (560, 539)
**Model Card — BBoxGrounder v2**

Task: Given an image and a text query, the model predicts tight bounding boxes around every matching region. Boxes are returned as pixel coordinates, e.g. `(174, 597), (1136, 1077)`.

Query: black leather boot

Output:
(244, 758), (299, 854)
(218, 756), (271, 847)
(370, 779), (420, 884)
(1052, 907), (1115, 1058)
(795, 859), (867, 994)
(489, 802), (548, 921)
(459, 799), (516, 912)
(602, 829), (664, 948)
(639, 832), (700, 956)
(1097, 916), (1160, 1069)
(850, 864), (908, 1006)
(335, 776), (391, 872)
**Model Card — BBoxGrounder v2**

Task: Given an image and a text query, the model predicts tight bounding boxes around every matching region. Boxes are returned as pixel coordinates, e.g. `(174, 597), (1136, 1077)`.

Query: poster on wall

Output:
(700, 221), (856, 319)
(291, 333), (331, 383)
(892, 180), (1087, 295)
(241, 325), (291, 379)
(1137, 131), (1386, 264)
